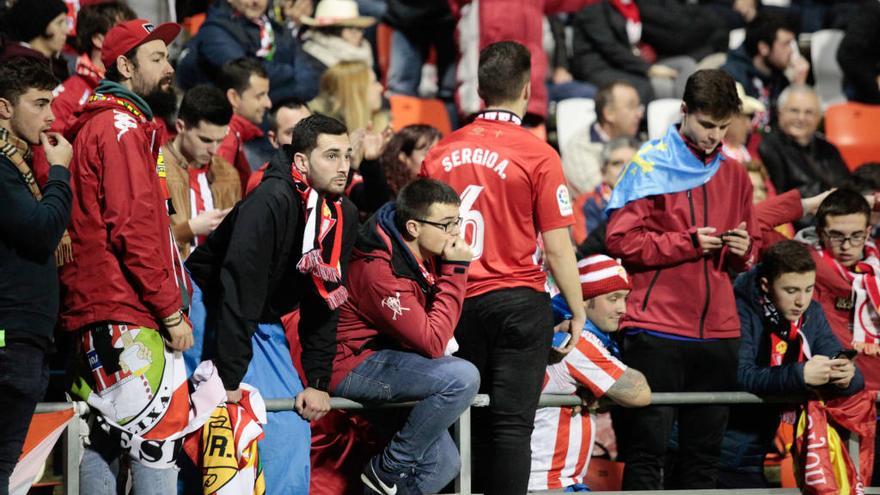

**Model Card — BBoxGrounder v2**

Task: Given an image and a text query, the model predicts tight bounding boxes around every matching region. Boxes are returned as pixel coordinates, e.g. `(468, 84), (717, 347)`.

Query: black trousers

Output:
(615, 332), (739, 490)
(0, 340), (48, 495)
(454, 287), (554, 495)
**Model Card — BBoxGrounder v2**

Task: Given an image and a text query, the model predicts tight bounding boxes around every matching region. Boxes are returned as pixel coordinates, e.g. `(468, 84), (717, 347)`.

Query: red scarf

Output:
(770, 319), (807, 367)
(292, 167), (348, 309)
(818, 245), (880, 352)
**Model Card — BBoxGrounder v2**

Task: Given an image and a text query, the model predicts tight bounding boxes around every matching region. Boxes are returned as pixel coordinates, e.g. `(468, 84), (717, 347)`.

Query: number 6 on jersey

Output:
(459, 185), (485, 260)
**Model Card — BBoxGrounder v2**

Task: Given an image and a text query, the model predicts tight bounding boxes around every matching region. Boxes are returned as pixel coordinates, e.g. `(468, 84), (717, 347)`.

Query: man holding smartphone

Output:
(719, 240), (862, 488)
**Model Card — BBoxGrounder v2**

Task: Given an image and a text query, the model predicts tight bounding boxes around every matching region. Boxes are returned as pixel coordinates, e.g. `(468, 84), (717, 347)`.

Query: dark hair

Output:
(0, 57), (59, 103)
(103, 46), (138, 82)
(815, 188), (871, 233)
(760, 240), (816, 283)
(220, 57), (269, 94)
(477, 41), (531, 106)
(290, 114), (348, 156)
(268, 99), (308, 134)
(75, 1), (136, 55)
(3, 0), (66, 43)
(682, 69), (741, 120)
(178, 84), (233, 127)
(595, 80), (636, 125)
(847, 163), (880, 194)
(382, 125), (443, 196)
(744, 13), (795, 58)
(394, 178), (461, 234)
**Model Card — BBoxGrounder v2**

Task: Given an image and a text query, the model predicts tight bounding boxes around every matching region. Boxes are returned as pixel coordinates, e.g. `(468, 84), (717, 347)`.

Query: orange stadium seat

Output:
(376, 23), (393, 86)
(388, 94), (453, 135)
(824, 102), (880, 170)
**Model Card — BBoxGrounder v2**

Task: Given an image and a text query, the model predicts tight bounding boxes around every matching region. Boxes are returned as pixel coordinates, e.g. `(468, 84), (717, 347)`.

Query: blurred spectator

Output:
(570, 0), (697, 104)
(385, 0), (456, 103)
(721, 13), (804, 122)
(718, 241), (862, 488)
(277, 0), (314, 37)
(529, 255), (650, 492)
(758, 85), (850, 199)
(164, 85), (238, 260)
(217, 58), (272, 195)
(545, 15), (597, 102)
(721, 82), (766, 163)
(0, 0), (69, 80)
(836, 0), (880, 105)
(176, 0), (319, 104)
(60, 20), (197, 493)
(572, 137), (639, 244)
(334, 178), (479, 495)
(309, 60), (387, 131)
(246, 100), (312, 194)
(605, 70), (757, 490)
(451, 0), (595, 123)
(636, 0), (729, 62)
(701, 0), (757, 30)
(300, 0), (376, 74)
(0, 58), (73, 495)
(562, 81), (643, 197)
(51, 1), (136, 134)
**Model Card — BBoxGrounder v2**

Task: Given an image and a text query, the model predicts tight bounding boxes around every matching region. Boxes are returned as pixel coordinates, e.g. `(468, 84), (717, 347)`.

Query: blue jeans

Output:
(387, 25), (457, 102)
(335, 350), (480, 493)
(79, 444), (177, 495)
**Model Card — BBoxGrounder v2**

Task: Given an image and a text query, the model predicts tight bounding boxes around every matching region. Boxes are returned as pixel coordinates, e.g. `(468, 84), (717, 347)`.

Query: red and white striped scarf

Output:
(819, 243), (880, 355)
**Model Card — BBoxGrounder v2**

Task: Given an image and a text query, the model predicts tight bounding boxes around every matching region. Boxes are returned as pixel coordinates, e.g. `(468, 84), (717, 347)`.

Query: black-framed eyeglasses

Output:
(415, 217), (462, 233)
(823, 229), (868, 247)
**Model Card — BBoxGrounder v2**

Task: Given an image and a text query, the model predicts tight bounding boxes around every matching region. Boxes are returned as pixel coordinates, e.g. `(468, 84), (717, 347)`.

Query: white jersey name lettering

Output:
(441, 147), (509, 179)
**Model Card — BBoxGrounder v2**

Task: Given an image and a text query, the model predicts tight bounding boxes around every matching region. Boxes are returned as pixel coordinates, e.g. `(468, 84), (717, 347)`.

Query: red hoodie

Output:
(59, 86), (182, 331)
(217, 114), (263, 196)
(605, 142), (760, 340)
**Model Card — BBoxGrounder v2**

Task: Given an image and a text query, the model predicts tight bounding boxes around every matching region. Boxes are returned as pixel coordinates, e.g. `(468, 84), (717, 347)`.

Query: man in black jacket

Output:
(837, 0), (880, 105)
(0, 58), (73, 494)
(185, 114), (358, 495)
(719, 240), (863, 488)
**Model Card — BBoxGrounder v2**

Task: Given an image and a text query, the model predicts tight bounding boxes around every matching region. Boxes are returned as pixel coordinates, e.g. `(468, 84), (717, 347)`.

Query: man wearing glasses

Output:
(805, 189), (880, 392)
(332, 178), (480, 495)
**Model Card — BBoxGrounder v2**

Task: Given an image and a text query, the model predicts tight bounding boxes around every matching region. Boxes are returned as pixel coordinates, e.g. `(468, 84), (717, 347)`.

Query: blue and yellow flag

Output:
(605, 125), (726, 212)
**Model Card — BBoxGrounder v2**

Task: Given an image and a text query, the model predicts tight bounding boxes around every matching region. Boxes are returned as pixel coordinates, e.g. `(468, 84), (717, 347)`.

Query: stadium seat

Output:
(729, 28), (745, 50)
(388, 94), (453, 135)
(810, 29), (846, 109)
(376, 23), (393, 86)
(824, 102), (880, 170)
(647, 98), (682, 140)
(556, 98), (596, 151)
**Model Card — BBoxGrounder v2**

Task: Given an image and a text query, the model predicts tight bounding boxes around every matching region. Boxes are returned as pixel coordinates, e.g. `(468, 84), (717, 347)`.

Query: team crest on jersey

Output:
(556, 185), (573, 216)
(381, 292), (409, 320)
(114, 110), (138, 141)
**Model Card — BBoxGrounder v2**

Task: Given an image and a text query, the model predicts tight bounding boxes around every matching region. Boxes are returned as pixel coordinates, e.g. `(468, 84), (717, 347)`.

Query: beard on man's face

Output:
(133, 72), (179, 121)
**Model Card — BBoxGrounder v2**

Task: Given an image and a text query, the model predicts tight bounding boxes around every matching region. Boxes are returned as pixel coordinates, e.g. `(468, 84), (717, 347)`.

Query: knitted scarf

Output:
(817, 243), (880, 356)
(292, 166), (348, 309)
(0, 128), (73, 265)
(759, 290), (810, 367)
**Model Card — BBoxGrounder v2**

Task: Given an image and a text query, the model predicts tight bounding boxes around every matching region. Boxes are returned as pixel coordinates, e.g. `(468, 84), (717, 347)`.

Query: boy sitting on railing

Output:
(529, 255), (651, 492)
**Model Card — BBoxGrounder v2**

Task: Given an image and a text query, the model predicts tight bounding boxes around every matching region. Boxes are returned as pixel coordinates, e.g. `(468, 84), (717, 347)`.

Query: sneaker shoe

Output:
(361, 455), (423, 495)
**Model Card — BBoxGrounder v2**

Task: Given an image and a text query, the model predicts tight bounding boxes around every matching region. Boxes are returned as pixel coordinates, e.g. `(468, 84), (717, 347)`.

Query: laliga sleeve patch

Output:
(556, 184), (573, 216)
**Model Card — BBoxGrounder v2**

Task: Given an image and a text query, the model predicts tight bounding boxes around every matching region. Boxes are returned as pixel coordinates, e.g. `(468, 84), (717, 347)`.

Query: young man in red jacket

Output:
(217, 57), (272, 195)
(333, 178), (480, 495)
(605, 69), (760, 490)
(60, 19), (200, 494)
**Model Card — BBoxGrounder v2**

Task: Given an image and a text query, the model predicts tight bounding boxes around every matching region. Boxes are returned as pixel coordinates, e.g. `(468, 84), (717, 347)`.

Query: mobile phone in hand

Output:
(834, 349), (858, 360)
(552, 331), (571, 350)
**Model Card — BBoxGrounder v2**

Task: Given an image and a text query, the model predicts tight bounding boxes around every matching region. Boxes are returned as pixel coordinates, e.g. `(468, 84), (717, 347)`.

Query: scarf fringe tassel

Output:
(325, 286), (349, 310)
(853, 342), (880, 357)
(297, 250), (341, 282)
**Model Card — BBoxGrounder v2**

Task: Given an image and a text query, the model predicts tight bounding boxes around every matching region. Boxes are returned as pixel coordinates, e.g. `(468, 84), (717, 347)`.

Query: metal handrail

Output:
(41, 391), (873, 495)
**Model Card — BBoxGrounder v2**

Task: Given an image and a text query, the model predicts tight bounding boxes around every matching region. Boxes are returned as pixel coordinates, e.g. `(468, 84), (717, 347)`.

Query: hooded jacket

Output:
(186, 147), (358, 391)
(59, 80), (182, 332)
(722, 266), (864, 471)
(216, 114), (262, 197)
(331, 203), (469, 391)
(721, 46), (789, 112)
(51, 54), (103, 135)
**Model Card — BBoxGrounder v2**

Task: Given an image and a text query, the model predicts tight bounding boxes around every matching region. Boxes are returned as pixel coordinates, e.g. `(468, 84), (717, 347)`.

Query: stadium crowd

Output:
(1, 0), (880, 494)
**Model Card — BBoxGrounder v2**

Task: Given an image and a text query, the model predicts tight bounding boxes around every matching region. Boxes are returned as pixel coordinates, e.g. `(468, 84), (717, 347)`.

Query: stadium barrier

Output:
(35, 392), (880, 495)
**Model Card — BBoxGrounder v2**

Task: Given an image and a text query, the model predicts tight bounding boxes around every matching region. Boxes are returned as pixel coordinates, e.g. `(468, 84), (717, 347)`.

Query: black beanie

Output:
(4, 0), (68, 43)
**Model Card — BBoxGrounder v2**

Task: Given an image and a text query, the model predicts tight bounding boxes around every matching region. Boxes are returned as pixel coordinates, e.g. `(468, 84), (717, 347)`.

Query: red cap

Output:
(101, 19), (181, 69)
(578, 255), (632, 300)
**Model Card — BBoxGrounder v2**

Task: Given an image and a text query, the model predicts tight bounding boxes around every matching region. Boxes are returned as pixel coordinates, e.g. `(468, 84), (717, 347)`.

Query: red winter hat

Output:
(578, 255), (631, 300)
(101, 19), (180, 69)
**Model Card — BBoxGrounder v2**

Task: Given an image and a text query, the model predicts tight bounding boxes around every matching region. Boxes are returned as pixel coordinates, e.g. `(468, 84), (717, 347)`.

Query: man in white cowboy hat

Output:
(300, 0), (377, 73)
(176, 0), (321, 104)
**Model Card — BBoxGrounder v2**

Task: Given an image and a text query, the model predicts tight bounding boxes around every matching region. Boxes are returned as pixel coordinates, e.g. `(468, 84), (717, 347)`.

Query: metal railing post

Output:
(454, 407), (472, 495)
(63, 402), (86, 495)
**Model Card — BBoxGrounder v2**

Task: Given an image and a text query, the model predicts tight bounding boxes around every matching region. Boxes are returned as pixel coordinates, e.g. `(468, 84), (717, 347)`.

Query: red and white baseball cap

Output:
(101, 19), (181, 69)
(578, 255), (631, 300)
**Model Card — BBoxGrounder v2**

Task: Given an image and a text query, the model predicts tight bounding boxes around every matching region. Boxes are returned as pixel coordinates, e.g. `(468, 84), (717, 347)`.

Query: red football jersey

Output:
(422, 111), (574, 297)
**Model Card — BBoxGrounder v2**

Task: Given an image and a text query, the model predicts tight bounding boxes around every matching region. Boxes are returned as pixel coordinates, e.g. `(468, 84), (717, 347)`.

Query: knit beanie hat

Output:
(579, 255), (632, 300)
(5, 0), (68, 43)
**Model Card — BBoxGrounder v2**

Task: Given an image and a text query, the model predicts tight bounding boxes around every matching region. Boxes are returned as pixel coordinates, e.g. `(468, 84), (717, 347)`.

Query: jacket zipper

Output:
(699, 184), (711, 338)
(641, 270), (661, 311)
